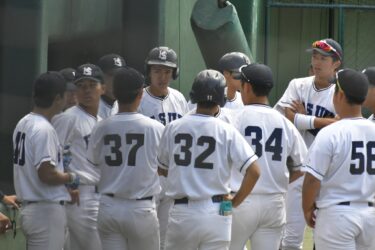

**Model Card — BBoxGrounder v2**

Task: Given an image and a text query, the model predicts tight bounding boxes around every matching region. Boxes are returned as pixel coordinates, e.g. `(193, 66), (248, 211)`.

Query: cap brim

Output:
(147, 60), (177, 68)
(74, 76), (102, 84)
(306, 48), (333, 57)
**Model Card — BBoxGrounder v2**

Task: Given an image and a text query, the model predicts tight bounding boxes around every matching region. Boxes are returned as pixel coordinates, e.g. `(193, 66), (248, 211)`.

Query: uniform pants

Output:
(281, 176), (305, 250)
(315, 204), (375, 250)
(98, 195), (159, 250)
(65, 185), (102, 250)
(165, 199), (232, 250)
(230, 193), (285, 250)
(157, 175), (173, 250)
(20, 202), (66, 250)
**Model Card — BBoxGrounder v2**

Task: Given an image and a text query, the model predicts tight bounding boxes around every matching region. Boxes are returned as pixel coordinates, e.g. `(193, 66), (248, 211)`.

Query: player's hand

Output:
(223, 193), (233, 201)
(0, 213), (11, 234)
(68, 189), (80, 206)
(2, 195), (19, 209)
(291, 100), (306, 114)
(304, 208), (316, 228)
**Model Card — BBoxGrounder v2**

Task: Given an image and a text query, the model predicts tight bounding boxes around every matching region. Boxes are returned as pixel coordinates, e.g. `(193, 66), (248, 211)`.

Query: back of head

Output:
(218, 52), (251, 73)
(335, 68), (369, 105)
(145, 46), (179, 79)
(362, 67), (375, 87)
(236, 63), (274, 96)
(189, 69), (226, 107)
(59, 67), (76, 91)
(113, 67), (145, 104)
(97, 54), (126, 76)
(33, 71), (66, 108)
(74, 63), (104, 84)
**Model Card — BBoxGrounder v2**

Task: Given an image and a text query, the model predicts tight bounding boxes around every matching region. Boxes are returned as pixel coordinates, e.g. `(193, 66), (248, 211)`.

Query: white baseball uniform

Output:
(229, 104), (307, 250)
(98, 97), (113, 119)
(304, 117), (375, 250)
(52, 105), (102, 250)
(274, 76), (336, 250)
(157, 114), (258, 250)
(112, 87), (189, 125)
(186, 106), (235, 125)
(13, 113), (70, 250)
(87, 112), (164, 250)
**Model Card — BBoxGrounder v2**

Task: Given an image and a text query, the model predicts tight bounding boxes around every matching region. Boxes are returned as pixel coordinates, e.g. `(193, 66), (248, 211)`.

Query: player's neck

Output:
(338, 106), (363, 119)
(226, 88), (236, 101)
(196, 105), (219, 116)
(243, 96), (269, 106)
(32, 107), (57, 121)
(78, 103), (98, 117)
(118, 103), (138, 113)
(147, 86), (168, 98)
(314, 76), (332, 89)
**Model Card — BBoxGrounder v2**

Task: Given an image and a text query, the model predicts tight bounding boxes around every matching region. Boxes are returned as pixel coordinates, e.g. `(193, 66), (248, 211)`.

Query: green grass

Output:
(247, 227), (314, 250)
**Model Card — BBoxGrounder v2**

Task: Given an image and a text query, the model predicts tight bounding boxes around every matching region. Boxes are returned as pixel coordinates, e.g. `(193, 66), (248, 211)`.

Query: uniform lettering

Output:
(13, 131), (26, 166)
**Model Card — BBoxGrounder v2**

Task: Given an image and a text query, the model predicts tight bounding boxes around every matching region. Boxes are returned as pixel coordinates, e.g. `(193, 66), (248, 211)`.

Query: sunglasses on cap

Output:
(238, 65), (251, 82)
(334, 70), (344, 92)
(312, 40), (341, 60)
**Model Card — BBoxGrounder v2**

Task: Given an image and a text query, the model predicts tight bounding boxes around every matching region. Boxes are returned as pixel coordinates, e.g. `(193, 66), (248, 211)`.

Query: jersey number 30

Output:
(104, 134), (144, 167)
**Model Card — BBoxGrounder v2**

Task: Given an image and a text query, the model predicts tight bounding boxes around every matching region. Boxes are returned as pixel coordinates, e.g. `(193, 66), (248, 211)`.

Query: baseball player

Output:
(97, 54), (126, 119)
(187, 52), (250, 111)
(60, 68), (78, 110)
(13, 72), (79, 250)
(87, 67), (163, 250)
(113, 46), (188, 249)
(362, 67), (375, 121)
(302, 68), (375, 250)
(274, 38), (342, 250)
(158, 69), (261, 250)
(229, 64), (307, 250)
(52, 64), (104, 250)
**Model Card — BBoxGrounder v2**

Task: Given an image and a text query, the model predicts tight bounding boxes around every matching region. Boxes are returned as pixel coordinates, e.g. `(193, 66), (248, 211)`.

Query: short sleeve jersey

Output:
(304, 118), (375, 208)
(52, 105), (101, 185)
(274, 76), (336, 147)
(87, 113), (164, 199)
(232, 104), (307, 193)
(13, 113), (70, 201)
(157, 114), (258, 200)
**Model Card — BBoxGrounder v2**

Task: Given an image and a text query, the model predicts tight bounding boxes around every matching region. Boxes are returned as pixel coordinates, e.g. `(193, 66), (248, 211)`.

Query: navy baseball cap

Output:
(307, 38), (343, 61)
(335, 68), (368, 103)
(59, 68), (76, 91)
(74, 64), (104, 84)
(113, 67), (144, 93)
(97, 54), (126, 75)
(235, 63), (274, 88)
(362, 67), (375, 87)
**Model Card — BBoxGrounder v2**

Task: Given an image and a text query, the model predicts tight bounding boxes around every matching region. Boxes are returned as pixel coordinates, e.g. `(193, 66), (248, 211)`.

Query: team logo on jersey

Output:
(113, 57), (123, 67)
(83, 67), (92, 76)
(159, 49), (167, 60)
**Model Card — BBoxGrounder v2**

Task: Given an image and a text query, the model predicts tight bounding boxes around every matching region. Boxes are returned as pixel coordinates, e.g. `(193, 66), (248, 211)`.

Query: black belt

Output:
(338, 201), (374, 207)
(23, 200), (65, 206)
(104, 193), (153, 201)
(174, 195), (225, 205)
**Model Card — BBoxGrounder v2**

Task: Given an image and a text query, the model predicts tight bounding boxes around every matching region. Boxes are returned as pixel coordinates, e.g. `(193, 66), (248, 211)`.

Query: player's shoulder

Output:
(288, 75), (314, 88)
(167, 87), (186, 100)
